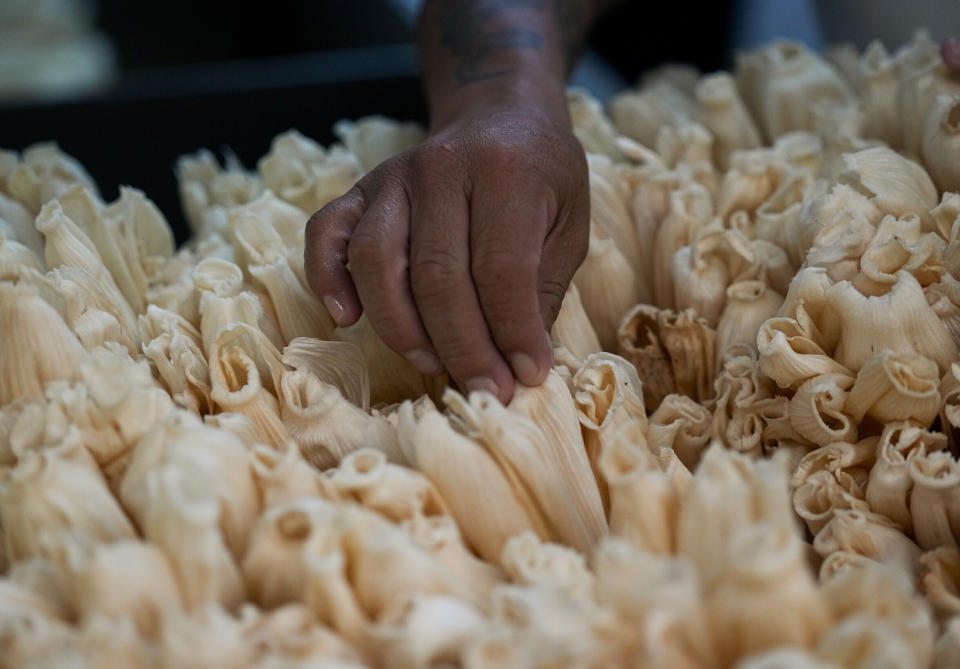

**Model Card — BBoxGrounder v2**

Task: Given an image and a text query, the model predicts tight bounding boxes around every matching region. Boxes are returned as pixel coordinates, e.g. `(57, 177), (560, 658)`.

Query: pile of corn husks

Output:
(3, 32), (960, 668)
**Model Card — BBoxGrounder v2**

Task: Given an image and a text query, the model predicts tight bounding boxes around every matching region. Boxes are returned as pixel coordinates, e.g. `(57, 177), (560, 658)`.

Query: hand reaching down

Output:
(304, 108), (590, 405)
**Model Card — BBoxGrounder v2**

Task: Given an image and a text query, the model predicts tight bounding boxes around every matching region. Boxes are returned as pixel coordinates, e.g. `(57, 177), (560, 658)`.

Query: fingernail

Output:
(322, 295), (346, 326)
(509, 352), (544, 386)
(405, 349), (443, 376)
(465, 376), (500, 397)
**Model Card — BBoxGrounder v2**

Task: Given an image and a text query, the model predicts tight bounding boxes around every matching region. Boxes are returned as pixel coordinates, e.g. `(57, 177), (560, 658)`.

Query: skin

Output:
(305, 0), (610, 404)
(943, 37), (960, 76)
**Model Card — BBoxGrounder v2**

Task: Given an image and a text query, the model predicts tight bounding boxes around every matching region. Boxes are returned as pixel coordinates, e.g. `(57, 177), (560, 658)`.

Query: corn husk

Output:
(46, 534), (184, 638)
(736, 40), (853, 141)
(818, 557), (935, 667)
(789, 373), (858, 447)
(600, 419), (684, 554)
(279, 368), (403, 469)
(648, 393), (713, 470)
(141, 467), (246, 611)
(695, 72), (762, 170)
(449, 373), (607, 555)
(715, 281), (784, 361)
(571, 232), (642, 351)
(813, 509), (923, 578)
(652, 182), (715, 309)
(241, 499), (329, 609)
(396, 401), (545, 564)
(909, 449), (960, 550)
(119, 411), (260, 561)
(329, 447), (448, 522)
(617, 304), (716, 410)
(0, 447), (137, 563)
(333, 116), (424, 172)
(333, 314), (443, 405)
(4, 142), (99, 215)
(0, 282), (87, 404)
(920, 546), (960, 620)
(281, 337), (370, 410)
(250, 439), (329, 509)
(704, 521), (830, 665)
(140, 305), (212, 414)
(844, 349), (941, 425)
(0, 191), (44, 259)
(827, 271), (957, 373)
(550, 282), (602, 365)
(866, 421), (947, 534)
(257, 130), (361, 215)
(571, 352), (647, 511)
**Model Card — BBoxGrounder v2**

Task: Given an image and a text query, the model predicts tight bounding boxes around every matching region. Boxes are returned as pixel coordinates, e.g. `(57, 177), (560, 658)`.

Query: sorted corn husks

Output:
(4, 32), (960, 669)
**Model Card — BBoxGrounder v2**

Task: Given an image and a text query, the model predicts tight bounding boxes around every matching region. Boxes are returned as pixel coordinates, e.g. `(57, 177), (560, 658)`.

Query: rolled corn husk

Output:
(0, 282), (87, 405)
(844, 349), (941, 426)
(396, 401), (546, 564)
(571, 352), (647, 511)
(919, 546), (960, 620)
(449, 374), (607, 556)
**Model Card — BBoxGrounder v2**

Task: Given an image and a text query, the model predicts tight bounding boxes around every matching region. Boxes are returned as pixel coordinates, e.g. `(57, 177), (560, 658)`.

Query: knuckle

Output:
(410, 248), (461, 297)
(471, 246), (537, 302)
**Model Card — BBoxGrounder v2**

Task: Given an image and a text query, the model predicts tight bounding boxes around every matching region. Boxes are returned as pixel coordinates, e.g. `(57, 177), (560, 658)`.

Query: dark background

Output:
(0, 0), (735, 243)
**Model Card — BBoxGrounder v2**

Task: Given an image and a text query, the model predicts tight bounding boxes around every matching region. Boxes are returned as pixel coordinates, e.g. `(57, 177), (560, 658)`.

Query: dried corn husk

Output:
(241, 499), (329, 609)
(827, 271), (957, 373)
(396, 401), (546, 563)
(704, 521), (830, 665)
(334, 314), (442, 405)
(281, 337), (370, 410)
(617, 304), (716, 410)
(866, 421), (947, 534)
(571, 352), (647, 510)
(0, 282), (86, 404)
(329, 447), (448, 522)
(4, 142), (99, 215)
(813, 509), (923, 578)
(648, 393), (713, 470)
(695, 72), (762, 170)
(279, 368), (402, 468)
(715, 281), (784, 361)
(119, 411), (260, 561)
(600, 419), (684, 554)
(844, 349), (941, 425)
(593, 540), (711, 667)
(920, 546), (960, 620)
(0, 448), (136, 563)
(909, 449), (960, 550)
(572, 232), (642, 352)
(46, 534), (184, 638)
(450, 374), (607, 555)
(550, 282), (602, 365)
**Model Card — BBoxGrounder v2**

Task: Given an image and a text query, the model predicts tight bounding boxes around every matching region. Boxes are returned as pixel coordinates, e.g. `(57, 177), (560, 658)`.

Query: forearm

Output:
(418, 0), (607, 130)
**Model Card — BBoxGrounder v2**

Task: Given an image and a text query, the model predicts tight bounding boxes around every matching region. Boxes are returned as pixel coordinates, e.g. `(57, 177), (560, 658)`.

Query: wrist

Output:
(426, 68), (571, 135)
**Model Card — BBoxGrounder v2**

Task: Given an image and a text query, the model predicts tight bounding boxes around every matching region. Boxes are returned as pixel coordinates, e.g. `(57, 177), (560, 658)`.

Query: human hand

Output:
(304, 106), (590, 404)
(943, 37), (960, 76)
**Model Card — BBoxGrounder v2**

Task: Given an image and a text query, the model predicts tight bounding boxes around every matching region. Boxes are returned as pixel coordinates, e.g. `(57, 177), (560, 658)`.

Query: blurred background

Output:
(0, 0), (956, 241)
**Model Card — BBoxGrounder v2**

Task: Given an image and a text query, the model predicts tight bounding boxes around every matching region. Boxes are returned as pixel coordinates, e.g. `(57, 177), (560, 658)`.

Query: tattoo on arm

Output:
(437, 0), (585, 85)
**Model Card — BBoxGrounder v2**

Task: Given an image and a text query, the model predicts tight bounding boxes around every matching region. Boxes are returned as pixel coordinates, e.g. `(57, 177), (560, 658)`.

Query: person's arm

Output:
(305, 0), (611, 404)
(943, 37), (960, 76)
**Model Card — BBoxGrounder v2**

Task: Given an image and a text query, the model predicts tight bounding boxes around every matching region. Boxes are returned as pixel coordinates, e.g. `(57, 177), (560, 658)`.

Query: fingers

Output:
(347, 185), (443, 376)
(539, 186), (591, 331)
(408, 161), (515, 403)
(304, 187), (366, 327)
(470, 181), (554, 387)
